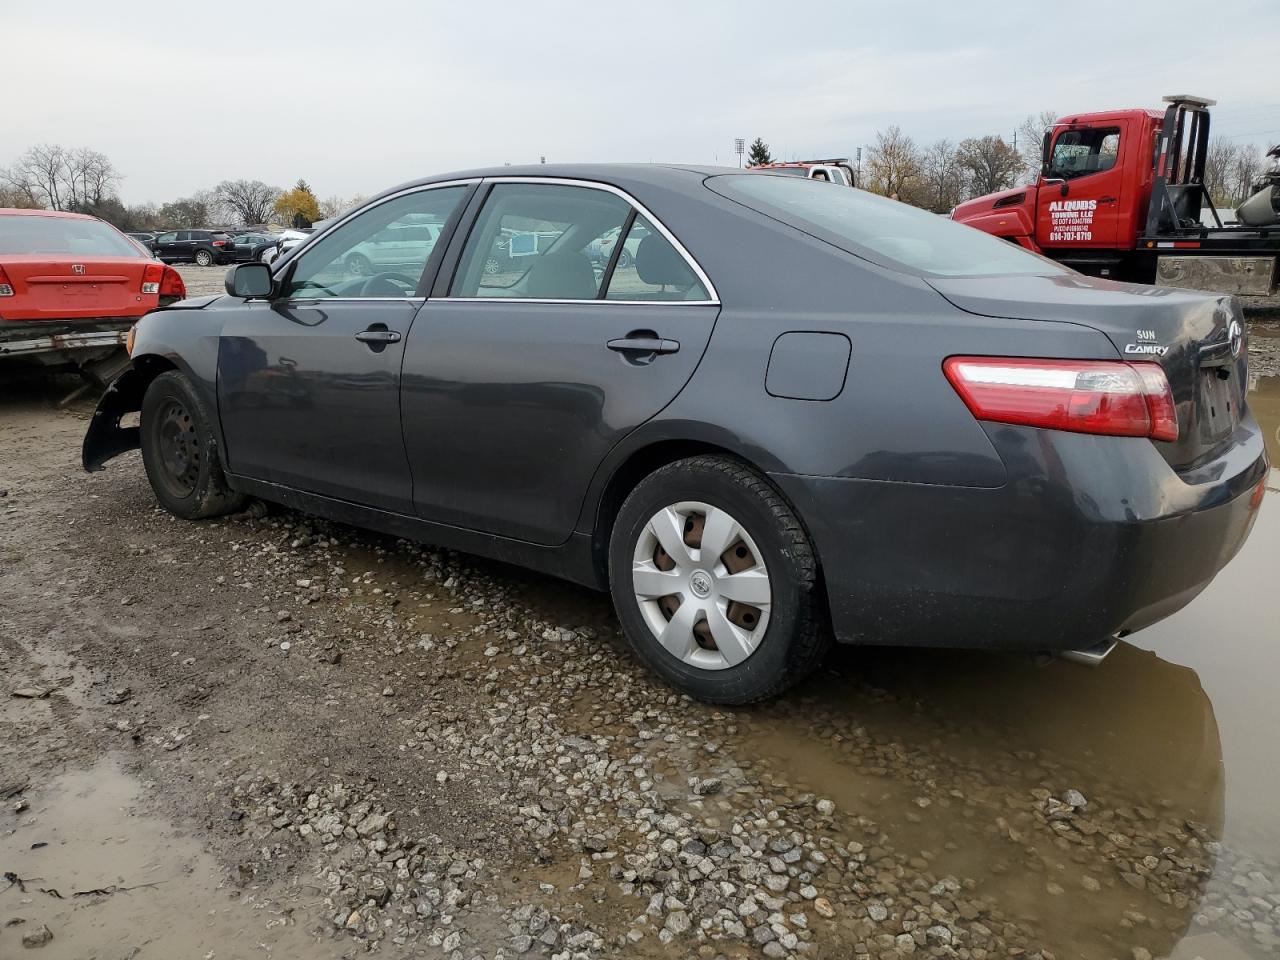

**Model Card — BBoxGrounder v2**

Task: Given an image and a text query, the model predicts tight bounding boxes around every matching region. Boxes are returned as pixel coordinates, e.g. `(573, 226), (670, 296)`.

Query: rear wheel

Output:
(194, 248), (214, 267)
(347, 252), (374, 276)
(140, 371), (245, 520)
(609, 456), (828, 704)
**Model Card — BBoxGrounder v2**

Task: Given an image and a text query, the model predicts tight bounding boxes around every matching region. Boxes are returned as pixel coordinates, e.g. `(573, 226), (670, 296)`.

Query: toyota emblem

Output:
(1228, 319), (1243, 359)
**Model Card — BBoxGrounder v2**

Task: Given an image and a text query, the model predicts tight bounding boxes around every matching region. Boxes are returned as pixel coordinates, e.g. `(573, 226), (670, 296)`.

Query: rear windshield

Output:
(0, 215), (143, 257)
(709, 174), (1066, 278)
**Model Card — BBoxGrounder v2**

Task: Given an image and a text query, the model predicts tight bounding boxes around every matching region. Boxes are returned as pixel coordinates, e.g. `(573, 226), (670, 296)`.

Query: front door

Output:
(402, 180), (720, 545)
(1037, 124), (1126, 249)
(216, 183), (470, 512)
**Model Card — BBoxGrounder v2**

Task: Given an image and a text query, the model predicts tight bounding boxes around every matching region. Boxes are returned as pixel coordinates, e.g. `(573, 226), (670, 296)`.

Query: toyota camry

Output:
(82, 165), (1268, 703)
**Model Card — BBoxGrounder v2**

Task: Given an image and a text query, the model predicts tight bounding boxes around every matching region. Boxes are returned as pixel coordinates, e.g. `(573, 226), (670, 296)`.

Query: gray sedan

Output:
(83, 164), (1267, 703)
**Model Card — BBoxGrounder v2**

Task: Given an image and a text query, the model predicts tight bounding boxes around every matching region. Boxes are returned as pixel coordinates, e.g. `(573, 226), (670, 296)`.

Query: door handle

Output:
(1098, 196), (1117, 204)
(355, 328), (402, 344)
(607, 336), (679, 355)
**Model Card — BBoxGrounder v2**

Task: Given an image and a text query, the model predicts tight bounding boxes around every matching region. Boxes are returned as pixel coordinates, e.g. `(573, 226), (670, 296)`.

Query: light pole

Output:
(735, 138), (745, 168)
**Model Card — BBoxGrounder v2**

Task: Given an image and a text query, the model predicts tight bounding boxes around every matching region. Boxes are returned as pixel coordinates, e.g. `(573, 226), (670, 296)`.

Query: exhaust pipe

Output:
(1058, 636), (1119, 668)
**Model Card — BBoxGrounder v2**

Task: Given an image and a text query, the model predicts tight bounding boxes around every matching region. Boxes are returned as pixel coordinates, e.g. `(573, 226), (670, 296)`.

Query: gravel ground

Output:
(1, 266), (1278, 958)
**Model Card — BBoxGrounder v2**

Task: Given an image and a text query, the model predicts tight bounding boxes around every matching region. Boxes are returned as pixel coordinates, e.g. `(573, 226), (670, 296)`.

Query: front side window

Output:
(604, 215), (709, 301)
(450, 183), (632, 299)
(283, 186), (465, 298)
(1048, 127), (1122, 180)
(711, 173), (1066, 278)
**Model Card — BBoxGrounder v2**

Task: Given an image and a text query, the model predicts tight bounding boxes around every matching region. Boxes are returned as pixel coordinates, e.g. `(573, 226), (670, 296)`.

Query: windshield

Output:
(0, 214), (144, 257)
(709, 174), (1067, 278)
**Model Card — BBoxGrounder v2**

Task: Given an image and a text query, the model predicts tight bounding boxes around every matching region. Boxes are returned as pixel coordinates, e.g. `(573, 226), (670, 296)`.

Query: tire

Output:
(616, 250), (632, 270)
(194, 248), (214, 267)
(140, 371), (246, 520)
(608, 455), (829, 704)
(346, 253), (373, 276)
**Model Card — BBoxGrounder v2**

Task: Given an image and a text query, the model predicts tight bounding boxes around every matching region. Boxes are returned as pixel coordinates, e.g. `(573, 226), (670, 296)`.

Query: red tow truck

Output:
(952, 95), (1279, 298)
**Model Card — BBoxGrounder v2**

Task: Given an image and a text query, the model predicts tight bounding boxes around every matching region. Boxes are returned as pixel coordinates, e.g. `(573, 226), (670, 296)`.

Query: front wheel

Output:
(140, 371), (246, 520)
(608, 456), (829, 704)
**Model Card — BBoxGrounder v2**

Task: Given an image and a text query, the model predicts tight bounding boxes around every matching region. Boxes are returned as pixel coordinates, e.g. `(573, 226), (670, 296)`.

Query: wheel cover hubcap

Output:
(631, 501), (772, 671)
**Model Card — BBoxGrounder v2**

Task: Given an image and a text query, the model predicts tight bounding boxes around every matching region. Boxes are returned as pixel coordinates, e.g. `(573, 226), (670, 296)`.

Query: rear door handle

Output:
(1098, 195), (1117, 204)
(355, 328), (402, 344)
(607, 336), (679, 355)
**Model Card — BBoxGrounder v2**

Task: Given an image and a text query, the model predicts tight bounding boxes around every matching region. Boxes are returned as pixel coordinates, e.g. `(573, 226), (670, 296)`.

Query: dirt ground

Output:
(3, 287), (1280, 958)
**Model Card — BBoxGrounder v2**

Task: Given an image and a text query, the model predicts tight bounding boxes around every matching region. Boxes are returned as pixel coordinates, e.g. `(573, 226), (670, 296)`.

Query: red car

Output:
(0, 208), (186, 379)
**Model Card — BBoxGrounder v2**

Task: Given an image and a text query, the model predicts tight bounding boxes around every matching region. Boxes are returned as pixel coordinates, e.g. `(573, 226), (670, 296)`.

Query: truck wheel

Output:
(194, 249), (213, 267)
(140, 371), (245, 520)
(608, 456), (829, 704)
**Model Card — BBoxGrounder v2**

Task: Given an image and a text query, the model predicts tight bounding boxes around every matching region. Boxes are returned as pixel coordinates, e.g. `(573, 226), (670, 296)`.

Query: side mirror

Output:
(225, 262), (273, 299)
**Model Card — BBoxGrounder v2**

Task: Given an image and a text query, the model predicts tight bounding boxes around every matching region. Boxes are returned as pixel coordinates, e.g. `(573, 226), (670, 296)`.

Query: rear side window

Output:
(0, 215), (143, 257)
(605, 215), (708, 301)
(710, 174), (1067, 279)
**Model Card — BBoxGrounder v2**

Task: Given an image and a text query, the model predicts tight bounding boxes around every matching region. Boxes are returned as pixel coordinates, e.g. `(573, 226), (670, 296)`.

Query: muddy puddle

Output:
(1, 759), (336, 959)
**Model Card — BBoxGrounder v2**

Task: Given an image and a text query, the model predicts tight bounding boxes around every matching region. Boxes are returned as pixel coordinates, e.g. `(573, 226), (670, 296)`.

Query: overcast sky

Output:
(6, 0), (1280, 205)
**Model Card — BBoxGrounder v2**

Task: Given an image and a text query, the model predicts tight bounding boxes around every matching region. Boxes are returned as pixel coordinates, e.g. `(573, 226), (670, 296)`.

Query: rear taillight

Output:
(944, 357), (1178, 443)
(159, 265), (186, 300)
(0, 265), (13, 297)
(142, 262), (164, 294)
(212, 240), (226, 247)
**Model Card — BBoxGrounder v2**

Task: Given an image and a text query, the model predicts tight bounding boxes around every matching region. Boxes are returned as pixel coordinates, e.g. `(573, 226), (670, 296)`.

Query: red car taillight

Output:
(0, 264), (13, 297)
(142, 262), (164, 294)
(212, 240), (226, 247)
(944, 357), (1178, 443)
(159, 265), (186, 299)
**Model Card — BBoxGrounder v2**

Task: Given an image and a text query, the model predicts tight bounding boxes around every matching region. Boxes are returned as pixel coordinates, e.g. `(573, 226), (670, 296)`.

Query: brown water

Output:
(0, 759), (337, 959)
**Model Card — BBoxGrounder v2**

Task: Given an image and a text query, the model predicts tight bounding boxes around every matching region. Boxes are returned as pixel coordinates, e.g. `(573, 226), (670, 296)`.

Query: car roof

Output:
(0, 207), (99, 220)
(376, 162), (740, 200)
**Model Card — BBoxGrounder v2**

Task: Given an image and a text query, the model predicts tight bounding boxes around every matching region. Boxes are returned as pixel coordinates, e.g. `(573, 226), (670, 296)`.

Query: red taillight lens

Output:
(944, 357), (1178, 443)
(159, 265), (186, 299)
(212, 240), (225, 247)
(0, 264), (13, 297)
(142, 262), (164, 295)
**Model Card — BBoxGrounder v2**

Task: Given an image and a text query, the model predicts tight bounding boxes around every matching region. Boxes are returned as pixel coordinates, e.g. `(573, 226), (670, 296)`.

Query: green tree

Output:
(747, 137), (773, 167)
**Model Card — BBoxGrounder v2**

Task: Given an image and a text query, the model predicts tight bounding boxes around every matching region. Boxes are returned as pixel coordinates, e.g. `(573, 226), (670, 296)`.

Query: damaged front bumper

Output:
(82, 367), (146, 472)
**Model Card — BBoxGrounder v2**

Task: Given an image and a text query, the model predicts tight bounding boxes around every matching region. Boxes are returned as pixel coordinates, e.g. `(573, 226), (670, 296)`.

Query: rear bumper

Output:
(772, 415), (1269, 651)
(0, 321), (131, 359)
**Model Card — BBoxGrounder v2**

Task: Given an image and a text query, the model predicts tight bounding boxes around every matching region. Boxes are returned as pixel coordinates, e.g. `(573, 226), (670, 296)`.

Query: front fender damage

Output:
(82, 367), (146, 472)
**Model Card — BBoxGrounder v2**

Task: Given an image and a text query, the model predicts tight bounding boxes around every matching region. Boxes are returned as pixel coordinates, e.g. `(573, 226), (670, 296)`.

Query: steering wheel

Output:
(358, 272), (419, 297)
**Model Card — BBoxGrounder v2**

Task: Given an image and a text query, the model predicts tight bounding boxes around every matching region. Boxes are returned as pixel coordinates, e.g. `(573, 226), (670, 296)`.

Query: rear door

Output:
(401, 179), (720, 545)
(217, 183), (471, 513)
(1037, 124), (1126, 248)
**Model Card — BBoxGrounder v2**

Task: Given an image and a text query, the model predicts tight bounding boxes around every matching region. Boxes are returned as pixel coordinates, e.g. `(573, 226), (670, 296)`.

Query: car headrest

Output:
(635, 234), (693, 287)
(526, 251), (597, 299)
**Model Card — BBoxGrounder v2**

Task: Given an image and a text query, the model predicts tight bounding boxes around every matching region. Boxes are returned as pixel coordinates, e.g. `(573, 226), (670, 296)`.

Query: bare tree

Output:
(215, 179), (282, 226)
(1204, 137), (1241, 205)
(956, 136), (1023, 198)
(1017, 110), (1059, 179)
(318, 194), (366, 220)
(918, 139), (965, 213)
(866, 126), (922, 198)
(67, 148), (121, 208)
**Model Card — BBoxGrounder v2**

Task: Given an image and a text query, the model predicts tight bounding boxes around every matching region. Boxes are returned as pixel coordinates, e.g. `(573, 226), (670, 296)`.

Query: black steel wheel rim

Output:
(156, 399), (200, 496)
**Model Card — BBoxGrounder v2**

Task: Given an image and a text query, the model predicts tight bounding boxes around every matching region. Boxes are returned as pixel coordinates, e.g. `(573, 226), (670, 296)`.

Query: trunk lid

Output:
(928, 273), (1248, 471)
(0, 255), (156, 322)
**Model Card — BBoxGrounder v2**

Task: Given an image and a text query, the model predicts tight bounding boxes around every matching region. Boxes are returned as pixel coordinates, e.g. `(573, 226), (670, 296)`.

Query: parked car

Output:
(152, 229), (233, 266)
(344, 222), (442, 275)
(1, 208), (185, 380)
(586, 219), (652, 269)
(83, 165), (1267, 704)
(224, 233), (279, 263)
(126, 231), (157, 250)
(265, 226), (321, 264)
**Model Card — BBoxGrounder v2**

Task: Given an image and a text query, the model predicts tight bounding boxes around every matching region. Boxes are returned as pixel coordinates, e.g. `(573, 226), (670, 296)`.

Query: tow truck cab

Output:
(954, 96), (1280, 297)
(952, 108), (1162, 271)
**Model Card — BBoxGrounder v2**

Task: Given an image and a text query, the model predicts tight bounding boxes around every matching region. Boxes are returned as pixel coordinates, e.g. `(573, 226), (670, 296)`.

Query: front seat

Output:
(526, 251), (598, 299)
